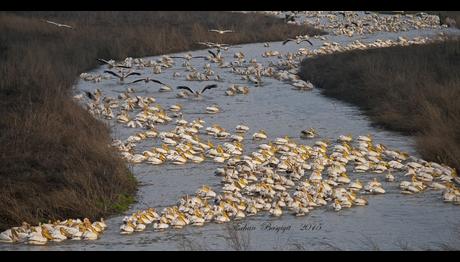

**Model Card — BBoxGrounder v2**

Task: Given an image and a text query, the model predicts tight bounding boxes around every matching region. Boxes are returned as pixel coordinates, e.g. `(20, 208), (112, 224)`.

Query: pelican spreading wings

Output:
(208, 49), (221, 59)
(177, 84), (218, 96)
(104, 70), (141, 81)
(282, 38), (313, 46)
(197, 42), (230, 49)
(131, 77), (167, 85)
(85, 91), (96, 100)
(209, 29), (234, 34)
(44, 20), (73, 29)
(170, 54), (208, 60)
(97, 58), (131, 69)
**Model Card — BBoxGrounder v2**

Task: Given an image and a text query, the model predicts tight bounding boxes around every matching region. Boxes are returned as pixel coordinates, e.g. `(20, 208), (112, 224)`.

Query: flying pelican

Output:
(43, 19), (73, 29)
(209, 29), (234, 34)
(282, 38), (313, 46)
(85, 89), (101, 101)
(131, 77), (167, 85)
(208, 49), (221, 59)
(97, 58), (131, 69)
(85, 91), (96, 101)
(177, 84), (218, 96)
(197, 42), (230, 50)
(170, 54), (207, 60)
(104, 70), (141, 82)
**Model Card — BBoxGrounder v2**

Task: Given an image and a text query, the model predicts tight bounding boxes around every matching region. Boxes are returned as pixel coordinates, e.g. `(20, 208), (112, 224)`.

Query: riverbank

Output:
(299, 37), (460, 172)
(0, 11), (323, 231)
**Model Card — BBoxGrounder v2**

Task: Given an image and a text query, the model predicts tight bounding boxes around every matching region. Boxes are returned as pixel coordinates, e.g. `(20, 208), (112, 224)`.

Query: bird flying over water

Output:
(197, 42), (230, 50)
(209, 29), (234, 34)
(104, 70), (141, 82)
(282, 38), (313, 46)
(131, 77), (167, 85)
(97, 58), (131, 69)
(170, 54), (208, 60)
(43, 20), (73, 29)
(177, 84), (218, 96)
(208, 49), (221, 59)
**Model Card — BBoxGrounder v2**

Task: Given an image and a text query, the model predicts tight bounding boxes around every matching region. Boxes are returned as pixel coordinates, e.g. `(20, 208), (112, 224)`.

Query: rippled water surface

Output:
(2, 13), (460, 251)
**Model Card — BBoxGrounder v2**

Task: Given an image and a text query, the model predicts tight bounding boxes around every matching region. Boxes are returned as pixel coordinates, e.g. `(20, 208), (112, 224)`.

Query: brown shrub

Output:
(299, 38), (460, 171)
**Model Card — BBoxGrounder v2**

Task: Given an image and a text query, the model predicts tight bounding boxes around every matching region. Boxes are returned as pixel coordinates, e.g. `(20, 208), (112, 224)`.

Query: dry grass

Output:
(299, 38), (460, 172)
(0, 11), (324, 231)
(434, 11), (460, 28)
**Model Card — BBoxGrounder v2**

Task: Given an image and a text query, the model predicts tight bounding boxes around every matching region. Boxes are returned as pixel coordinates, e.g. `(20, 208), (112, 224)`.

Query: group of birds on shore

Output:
(0, 218), (107, 245)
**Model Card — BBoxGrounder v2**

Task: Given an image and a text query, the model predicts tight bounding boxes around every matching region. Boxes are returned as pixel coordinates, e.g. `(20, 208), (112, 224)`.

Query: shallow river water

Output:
(3, 13), (460, 251)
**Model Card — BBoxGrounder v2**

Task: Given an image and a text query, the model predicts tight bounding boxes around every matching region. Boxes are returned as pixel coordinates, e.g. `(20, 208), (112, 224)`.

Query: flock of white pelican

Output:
(259, 11), (446, 37)
(2, 11), (458, 246)
(0, 218), (107, 244)
(115, 117), (460, 234)
(76, 33), (446, 99)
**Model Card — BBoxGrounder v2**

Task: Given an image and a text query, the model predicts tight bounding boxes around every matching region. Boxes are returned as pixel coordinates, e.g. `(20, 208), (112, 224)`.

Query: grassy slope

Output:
(0, 11), (324, 230)
(299, 38), (460, 171)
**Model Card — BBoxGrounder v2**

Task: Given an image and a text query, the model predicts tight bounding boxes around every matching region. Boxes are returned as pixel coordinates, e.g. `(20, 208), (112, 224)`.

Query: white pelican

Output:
(385, 172), (395, 182)
(301, 128), (317, 138)
(209, 29), (234, 34)
(0, 229), (19, 243)
(131, 77), (167, 86)
(252, 130), (268, 140)
(97, 58), (131, 69)
(104, 70), (141, 82)
(177, 84), (218, 97)
(208, 49), (222, 60)
(170, 54), (207, 60)
(44, 19), (73, 29)
(197, 42), (229, 50)
(159, 85), (172, 92)
(120, 220), (136, 234)
(282, 38), (313, 46)
(331, 199), (342, 211)
(235, 124), (250, 133)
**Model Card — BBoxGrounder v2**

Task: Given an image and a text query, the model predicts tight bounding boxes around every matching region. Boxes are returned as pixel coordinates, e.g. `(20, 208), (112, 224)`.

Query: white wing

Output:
(46, 20), (60, 26)
(46, 20), (72, 29)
